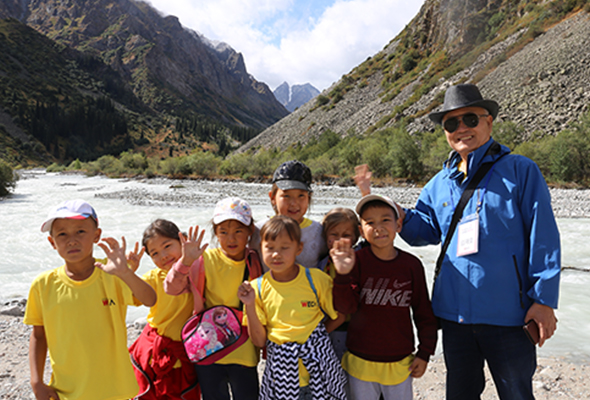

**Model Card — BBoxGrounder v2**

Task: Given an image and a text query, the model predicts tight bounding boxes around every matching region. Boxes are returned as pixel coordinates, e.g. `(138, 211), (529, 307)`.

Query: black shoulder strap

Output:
(433, 141), (504, 285)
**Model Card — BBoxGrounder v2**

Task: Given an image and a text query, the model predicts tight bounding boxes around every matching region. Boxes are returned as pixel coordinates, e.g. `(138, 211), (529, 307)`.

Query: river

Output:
(1, 170), (588, 362)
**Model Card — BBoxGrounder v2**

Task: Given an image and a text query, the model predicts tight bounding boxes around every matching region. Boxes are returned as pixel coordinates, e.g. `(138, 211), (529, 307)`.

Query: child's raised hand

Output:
(237, 281), (255, 306)
(179, 225), (208, 267)
(96, 237), (131, 277)
(126, 241), (145, 272)
(409, 356), (428, 378)
(330, 238), (355, 275)
(354, 164), (372, 197)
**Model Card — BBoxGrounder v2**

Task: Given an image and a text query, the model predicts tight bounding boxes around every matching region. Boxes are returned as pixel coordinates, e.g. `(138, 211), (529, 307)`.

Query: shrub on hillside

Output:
(492, 121), (524, 150)
(387, 127), (424, 180)
(0, 160), (17, 196)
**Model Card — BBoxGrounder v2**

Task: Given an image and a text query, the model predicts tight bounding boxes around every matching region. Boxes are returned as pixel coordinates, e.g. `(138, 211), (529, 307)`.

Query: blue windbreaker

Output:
(400, 139), (561, 326)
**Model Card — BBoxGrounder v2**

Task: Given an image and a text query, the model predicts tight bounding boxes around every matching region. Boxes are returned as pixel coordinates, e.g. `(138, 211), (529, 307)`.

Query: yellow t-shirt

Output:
(24, 262), (139, 400)
(342, 352), (414, 386)
(137, 268), (194, 341)
(202, 247), (259, 367)
(245, 265), (337, 386)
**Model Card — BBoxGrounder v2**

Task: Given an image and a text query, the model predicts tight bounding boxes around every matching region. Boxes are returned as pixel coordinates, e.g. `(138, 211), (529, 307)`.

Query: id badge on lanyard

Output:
(457, 212), (479, 256)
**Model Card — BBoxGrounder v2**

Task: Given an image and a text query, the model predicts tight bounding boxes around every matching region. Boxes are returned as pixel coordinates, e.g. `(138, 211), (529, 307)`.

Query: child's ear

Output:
(296, 241), (303, 256)
(268, 190), (275, 204)
(47, 235), (57, 250)
(93, 228), (102, 243)
(359, 224), (366, 239)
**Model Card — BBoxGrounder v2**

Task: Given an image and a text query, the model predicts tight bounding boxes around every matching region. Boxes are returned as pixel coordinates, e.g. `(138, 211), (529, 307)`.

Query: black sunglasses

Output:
(443, 113), (489, 133)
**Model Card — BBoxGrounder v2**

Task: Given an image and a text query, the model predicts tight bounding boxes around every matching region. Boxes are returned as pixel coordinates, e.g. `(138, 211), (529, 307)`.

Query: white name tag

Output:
(457, 213), (479, 257)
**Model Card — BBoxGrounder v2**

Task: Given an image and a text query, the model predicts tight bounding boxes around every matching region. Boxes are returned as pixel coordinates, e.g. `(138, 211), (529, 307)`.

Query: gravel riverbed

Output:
(1, 314), (589, 399)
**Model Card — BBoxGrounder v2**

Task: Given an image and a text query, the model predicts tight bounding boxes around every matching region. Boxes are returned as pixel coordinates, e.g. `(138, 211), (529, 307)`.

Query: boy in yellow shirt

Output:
(24, 199), (157, 400)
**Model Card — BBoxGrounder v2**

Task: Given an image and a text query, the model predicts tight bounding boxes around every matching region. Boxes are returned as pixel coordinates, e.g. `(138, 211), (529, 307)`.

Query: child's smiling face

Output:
(145, 234), (182, 270)
(270, 188), (309, 224)
(360, 205), (401, 251)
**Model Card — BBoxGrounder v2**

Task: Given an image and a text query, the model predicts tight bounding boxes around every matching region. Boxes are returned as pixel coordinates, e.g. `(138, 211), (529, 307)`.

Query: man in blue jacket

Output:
(356, 84), (560, 400)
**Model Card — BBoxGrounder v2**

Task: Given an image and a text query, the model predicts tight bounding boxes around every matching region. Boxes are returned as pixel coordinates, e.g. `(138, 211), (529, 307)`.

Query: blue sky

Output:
(145, 0), (425, 91)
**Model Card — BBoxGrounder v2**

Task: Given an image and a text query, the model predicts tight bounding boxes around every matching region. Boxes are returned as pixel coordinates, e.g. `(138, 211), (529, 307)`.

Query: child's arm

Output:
(29, 325), (60, 400)
(126, 241), (145, 273)
(96, 237), (157, 307)
(237, 281), (267, 348)
(409, 357), (429, 378)
(324, 311), (345, 333)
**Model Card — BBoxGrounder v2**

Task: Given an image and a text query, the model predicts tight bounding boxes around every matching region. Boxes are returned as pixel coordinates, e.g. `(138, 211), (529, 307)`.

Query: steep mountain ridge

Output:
(239, 1), (590, 152)
(0, 0), (287, 129)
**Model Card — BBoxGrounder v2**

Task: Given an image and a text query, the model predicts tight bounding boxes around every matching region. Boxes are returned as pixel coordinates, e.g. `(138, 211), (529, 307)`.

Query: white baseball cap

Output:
(212, 197), (252, 226)
(41, 199), (98, 232)
(355, 194), (400, 219)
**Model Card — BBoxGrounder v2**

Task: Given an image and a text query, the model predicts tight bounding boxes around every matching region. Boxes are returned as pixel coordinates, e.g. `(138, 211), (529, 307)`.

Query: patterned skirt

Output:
(259, 323), (348, 400)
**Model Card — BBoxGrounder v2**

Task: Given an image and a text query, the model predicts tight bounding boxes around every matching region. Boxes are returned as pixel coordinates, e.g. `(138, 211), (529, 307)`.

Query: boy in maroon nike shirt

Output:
(331, 194), (437, 400)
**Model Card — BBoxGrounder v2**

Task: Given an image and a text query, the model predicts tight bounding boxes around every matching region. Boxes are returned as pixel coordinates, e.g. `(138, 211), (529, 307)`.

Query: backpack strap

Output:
(305, 267), (327, 318)
(256, 276), (264, 300)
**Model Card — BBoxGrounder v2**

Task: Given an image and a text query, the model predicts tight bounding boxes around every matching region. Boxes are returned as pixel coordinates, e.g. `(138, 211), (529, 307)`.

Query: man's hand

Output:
(524, 302), (557, 347)
(330, 238), (355, 275)
(354, 164), (372, 197)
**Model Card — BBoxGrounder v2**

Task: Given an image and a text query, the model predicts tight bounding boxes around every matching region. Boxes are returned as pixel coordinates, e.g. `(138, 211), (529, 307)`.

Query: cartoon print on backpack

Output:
(213, 307), (239, 345)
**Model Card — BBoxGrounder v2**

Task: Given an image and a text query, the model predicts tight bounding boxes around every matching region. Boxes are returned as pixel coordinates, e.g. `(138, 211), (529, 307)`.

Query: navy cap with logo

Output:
(272, 160), (312, 192)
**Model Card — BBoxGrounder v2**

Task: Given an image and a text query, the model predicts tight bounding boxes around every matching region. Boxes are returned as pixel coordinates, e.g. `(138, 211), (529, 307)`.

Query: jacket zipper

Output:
(512, 255), (525, 309)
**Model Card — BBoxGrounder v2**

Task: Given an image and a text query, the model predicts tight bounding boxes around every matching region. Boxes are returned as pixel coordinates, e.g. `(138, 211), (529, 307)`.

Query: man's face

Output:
(442, 106), (493, 160)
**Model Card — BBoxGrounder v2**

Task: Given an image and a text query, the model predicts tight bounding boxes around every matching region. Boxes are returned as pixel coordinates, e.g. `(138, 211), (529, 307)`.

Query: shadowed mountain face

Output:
(1, 0), (287, 130)
(238, 1), (590, 153)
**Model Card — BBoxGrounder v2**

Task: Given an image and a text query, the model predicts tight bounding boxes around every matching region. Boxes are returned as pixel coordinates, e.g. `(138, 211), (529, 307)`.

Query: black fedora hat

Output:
(429, 84), (499, 125)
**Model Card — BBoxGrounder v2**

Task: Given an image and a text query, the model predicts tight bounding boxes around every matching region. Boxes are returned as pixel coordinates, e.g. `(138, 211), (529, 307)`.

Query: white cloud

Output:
(144, 0), (424, 91)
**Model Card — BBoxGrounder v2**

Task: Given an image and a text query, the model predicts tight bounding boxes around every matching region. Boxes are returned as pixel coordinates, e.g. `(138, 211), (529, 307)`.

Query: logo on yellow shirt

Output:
(301, 300), (317, 309)
(102, 298), (116, 306)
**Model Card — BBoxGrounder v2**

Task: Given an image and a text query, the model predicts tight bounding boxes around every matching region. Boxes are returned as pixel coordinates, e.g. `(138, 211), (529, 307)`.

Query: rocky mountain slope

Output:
(239, 1), (590, 152)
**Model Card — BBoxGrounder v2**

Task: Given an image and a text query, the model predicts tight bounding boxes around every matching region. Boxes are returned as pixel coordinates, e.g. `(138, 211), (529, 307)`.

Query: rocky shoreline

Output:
(1, 314), (589, 400)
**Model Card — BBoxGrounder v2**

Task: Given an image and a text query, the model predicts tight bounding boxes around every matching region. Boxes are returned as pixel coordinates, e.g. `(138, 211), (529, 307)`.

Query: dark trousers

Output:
(194, 363), (259, 400)
(441, 319), (537, 400)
